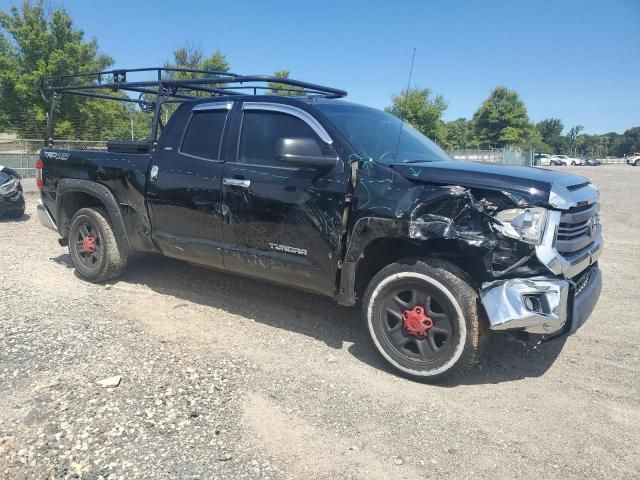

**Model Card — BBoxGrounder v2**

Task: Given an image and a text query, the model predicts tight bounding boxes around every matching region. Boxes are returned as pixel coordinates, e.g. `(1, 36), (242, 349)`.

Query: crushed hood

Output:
(390, 160), (591, 206)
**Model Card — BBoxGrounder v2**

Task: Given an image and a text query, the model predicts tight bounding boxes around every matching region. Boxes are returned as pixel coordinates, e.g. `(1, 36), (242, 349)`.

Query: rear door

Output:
(147, 101), (232, 268)
(221, 101), (348, 296)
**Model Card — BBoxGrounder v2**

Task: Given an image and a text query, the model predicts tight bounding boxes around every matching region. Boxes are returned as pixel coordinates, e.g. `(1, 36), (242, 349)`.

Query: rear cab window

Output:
(180, 108), (229, 160)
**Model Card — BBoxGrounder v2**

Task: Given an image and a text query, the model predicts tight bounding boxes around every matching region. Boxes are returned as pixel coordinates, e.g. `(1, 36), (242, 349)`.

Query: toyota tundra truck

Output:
(35, 68), (603, 381)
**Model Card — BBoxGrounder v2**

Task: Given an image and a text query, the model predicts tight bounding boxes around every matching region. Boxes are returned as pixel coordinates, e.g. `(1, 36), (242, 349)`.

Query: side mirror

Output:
(275, 138), (337, 167)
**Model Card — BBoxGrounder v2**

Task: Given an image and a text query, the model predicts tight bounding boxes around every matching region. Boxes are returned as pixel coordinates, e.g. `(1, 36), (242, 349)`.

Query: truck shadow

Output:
(54, 251), (566, 385)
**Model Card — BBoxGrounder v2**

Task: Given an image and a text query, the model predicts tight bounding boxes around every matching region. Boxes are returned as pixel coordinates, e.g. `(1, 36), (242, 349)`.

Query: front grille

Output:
(556, 203), (599, 255)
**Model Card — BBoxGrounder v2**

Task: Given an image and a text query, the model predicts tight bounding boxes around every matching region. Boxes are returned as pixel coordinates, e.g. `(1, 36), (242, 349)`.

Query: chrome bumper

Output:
(36, 200), (57, 232)
(535, 210), (603, 279)
(480, 266), (602, 335)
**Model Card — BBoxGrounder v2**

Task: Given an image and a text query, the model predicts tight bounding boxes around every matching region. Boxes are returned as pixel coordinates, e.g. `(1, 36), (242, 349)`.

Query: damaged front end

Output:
(347, 159), (603, 340)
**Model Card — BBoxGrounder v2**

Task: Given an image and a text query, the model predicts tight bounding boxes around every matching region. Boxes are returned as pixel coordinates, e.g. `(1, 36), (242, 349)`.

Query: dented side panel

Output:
(345, 159), (498, 259)
(220, 161), (348, 297)
(40, 148), (156, 252)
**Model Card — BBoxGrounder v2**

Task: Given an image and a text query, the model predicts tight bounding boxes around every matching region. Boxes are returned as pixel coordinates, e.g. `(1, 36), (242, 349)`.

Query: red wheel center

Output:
(83, 235), (96, 254)
(402, 306), (433, 338)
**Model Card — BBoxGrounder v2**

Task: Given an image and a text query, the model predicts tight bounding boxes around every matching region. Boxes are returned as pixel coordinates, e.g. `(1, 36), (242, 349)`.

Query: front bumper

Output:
(36, 200), (57, 231)
(480, 265), (602, 336)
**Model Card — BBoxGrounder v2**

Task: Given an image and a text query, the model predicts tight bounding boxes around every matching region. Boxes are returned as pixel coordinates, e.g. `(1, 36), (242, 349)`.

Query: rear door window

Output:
(180, 109), (228, 160)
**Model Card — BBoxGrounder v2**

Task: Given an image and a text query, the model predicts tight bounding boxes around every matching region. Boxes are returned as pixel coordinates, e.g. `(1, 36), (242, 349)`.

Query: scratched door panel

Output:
(221, 162), (347, 296)
(147, 106), (229, 269)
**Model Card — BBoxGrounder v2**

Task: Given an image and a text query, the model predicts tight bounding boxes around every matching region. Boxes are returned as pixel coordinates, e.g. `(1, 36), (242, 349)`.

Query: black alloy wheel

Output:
(377, 282), (455, 364)
(73, 220), (103, 270)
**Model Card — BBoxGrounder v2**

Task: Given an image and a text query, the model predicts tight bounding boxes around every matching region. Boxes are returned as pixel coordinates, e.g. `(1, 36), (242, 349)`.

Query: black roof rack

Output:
(40, 67), (347, 145)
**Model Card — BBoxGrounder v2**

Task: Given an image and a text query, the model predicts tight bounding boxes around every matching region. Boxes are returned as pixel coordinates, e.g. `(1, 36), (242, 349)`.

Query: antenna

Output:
(394, 47), (416, 163)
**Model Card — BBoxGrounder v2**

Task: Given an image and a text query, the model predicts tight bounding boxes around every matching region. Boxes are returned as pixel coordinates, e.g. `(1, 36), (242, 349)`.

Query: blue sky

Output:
(2, 0), (639, 134)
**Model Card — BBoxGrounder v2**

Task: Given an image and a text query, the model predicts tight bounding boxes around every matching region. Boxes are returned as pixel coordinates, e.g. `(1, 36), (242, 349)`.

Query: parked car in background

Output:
(626, 154), (640, 166)
(534, 153), (552, 166)
(551, 155), (584, 166)
(550, 155), (568, 166)
(0, 166), (25, 219)
(583, 158), (601, 166)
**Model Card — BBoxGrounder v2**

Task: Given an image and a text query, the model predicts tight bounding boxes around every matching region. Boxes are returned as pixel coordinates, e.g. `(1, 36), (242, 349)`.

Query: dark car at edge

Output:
(0, 166), (25, 219)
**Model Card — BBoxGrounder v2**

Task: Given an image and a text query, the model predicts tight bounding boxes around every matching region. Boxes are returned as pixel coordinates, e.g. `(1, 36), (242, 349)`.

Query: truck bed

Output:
(39, 148), (155, 252)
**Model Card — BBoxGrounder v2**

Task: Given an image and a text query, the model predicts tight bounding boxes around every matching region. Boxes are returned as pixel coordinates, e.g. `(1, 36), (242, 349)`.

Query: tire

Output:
(362, 258), (486, 382)
(68, 207), (127, 282)
(635, 159), (640, 167)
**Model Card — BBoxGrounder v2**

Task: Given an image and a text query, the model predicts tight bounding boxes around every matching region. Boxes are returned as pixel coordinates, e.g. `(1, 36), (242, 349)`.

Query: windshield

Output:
(315, 103), (452, 164)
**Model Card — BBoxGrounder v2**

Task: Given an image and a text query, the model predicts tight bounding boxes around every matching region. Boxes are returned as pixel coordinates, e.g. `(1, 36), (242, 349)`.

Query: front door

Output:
(221, 102), (347, 296)
(147, 102), (232, 268)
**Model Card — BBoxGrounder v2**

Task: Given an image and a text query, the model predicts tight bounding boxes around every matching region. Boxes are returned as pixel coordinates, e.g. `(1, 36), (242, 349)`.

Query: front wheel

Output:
(635, 159), (640, 167)
(362, 259), (486, 382)
(68, 207), (127, 282)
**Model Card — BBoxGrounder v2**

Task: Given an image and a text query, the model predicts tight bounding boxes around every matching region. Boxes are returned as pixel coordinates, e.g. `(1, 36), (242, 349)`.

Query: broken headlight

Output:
(494, 207), (547, 245)
(0, 178), (18, 196)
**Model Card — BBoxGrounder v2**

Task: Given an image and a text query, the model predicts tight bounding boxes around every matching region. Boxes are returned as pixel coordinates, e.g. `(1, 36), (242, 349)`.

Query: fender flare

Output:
(336, 217), (412, 306)
(56, 179), (132, 253)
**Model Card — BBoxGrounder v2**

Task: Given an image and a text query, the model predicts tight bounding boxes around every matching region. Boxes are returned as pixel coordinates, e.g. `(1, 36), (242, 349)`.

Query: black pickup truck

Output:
(36, 68), (603, 381)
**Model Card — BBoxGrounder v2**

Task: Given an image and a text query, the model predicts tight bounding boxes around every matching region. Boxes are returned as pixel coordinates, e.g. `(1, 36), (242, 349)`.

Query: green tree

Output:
(576, 133), (605, 157)
(160, 43), (231, 120)
(202, 50), (229, 73)
(614, 126), (640, 157)
(472, 86), (532, 147)
(0, 0), (125, 139)
(535, 118), (564, 153)
(566, 125), (584, 156)
(163, 42), (229, 79)
(443, 118), (475, 150)
(268, 70), (303, 96)
(385, 87), (447, 144)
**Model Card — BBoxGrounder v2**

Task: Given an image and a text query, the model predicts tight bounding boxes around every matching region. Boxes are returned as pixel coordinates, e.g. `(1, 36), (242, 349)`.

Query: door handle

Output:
(223, 178), (251, 188)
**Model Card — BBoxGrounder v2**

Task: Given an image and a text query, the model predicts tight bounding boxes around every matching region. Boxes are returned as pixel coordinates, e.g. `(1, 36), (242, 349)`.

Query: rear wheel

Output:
(362, 259), (485, 382)
(68, 207), (127, 282)
(635, 159), (640, 167)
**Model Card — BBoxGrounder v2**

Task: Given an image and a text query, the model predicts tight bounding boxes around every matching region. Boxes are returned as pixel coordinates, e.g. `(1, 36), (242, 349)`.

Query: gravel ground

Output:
(1, 164), (639, 479)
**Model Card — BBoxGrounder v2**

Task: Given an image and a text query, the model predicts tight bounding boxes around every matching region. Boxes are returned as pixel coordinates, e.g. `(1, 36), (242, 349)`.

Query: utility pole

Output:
(130, 117), (134, 140)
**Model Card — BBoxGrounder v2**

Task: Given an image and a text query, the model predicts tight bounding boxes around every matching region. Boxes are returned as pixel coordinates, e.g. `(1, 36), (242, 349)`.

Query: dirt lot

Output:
(1, 165), (639, 479)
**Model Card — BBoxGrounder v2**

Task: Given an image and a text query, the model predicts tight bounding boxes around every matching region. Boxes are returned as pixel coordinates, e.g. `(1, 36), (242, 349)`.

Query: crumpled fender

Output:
(335, 159), (530, 305)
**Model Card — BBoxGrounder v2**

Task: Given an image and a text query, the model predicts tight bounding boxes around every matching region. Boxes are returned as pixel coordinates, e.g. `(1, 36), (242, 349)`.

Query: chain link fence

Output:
(0, 138), (108, 177)
(448, 148), (534, 166)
